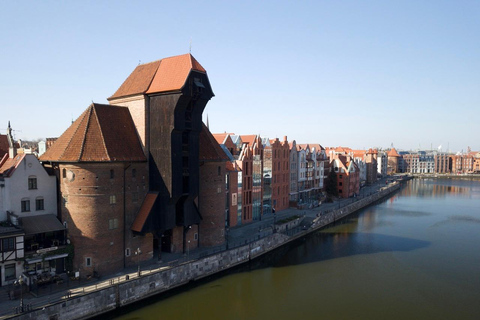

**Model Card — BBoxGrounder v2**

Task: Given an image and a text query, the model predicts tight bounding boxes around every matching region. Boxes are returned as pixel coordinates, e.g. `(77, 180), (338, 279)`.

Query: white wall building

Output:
(377, 151), (388, 177)
(0, 153), (57, 222)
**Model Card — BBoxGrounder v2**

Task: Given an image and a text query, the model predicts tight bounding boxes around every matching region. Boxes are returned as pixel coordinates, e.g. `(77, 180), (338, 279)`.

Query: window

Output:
(1, 237), (15, 252)
(110, 195), (116, 204)
(132, 169), (136, 179)
(109, 218), (119, 230)
(125, 248), (131, 257)
(86, 257), (92, 267)
(5, 264), (15, 281)
(218, 166), (221, 176)
(194, 233), (198, 240)
(36, 198), (45, 211)
(110, 169), (115, 179)
(28, 176), (37, 189)
(62, 168), (66, 178)
(21, 199), (30, 212)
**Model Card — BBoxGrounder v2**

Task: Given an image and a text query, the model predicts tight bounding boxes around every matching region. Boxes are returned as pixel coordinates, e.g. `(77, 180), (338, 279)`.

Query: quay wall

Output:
(7, 182), (402, 320)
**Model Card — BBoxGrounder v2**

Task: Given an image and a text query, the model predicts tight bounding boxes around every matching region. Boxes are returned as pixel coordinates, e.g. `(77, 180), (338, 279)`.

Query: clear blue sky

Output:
(1, 0), (478, 153)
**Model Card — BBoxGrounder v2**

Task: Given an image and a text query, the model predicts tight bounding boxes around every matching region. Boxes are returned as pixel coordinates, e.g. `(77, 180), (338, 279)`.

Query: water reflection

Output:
(401, 178), (476, 198)
(430, 215), (480, 228)
(273, 232), (430, 268)
(113, 178), (480, 320)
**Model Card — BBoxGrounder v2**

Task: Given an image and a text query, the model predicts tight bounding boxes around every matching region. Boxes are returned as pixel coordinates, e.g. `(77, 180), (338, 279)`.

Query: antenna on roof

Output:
(189, 37), (192, 54)
(71, 113), (74, 124)
(138, 60), (141, 65)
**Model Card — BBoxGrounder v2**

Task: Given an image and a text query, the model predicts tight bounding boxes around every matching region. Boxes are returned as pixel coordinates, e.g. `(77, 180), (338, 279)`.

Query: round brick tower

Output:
(40, 103), (151, 277)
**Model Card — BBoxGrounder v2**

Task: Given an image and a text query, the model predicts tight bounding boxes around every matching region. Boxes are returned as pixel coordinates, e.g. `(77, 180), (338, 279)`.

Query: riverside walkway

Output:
(0, 176), (402, 319)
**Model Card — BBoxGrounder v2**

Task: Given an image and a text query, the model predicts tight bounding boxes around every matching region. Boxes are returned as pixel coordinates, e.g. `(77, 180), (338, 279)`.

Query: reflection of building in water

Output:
(402, 180), (470, 198)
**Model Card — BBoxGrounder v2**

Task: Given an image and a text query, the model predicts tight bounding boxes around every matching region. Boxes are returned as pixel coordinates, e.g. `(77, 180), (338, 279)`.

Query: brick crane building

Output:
(40, 54), (226, 277)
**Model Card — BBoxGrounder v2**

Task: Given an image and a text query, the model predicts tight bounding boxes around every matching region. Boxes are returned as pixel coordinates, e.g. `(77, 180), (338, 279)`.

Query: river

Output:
(113, 178), (480, 320)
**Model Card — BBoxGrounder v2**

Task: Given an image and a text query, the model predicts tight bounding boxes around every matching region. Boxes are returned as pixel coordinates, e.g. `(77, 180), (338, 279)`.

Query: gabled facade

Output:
(288, 141), (298, 202)
(269, 137), (290, 212)
(239, 135), (264, 221)
(330, 154), (360, 198)
(213, 133), (240, 228)
(0, 123), (61, 286)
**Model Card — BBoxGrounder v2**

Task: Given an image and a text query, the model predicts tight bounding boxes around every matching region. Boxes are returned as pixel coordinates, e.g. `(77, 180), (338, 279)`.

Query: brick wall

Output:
(59, 162), (152, 277)
(199, 162), (226, 247)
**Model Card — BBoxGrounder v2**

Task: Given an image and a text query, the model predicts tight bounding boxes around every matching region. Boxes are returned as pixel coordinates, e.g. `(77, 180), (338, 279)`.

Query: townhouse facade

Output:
(1, 123), (64, 286)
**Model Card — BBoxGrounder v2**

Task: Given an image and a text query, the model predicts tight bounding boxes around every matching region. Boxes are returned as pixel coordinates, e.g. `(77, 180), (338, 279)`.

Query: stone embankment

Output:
(6, 181), (402, 320)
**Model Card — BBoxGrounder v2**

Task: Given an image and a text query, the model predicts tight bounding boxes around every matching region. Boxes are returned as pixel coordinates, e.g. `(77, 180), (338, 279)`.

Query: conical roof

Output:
(40, 103), (146, 162)
(387, 148), (400, 157)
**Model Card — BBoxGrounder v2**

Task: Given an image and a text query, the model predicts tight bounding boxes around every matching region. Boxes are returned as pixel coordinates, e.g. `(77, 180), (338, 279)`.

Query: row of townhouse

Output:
(396, 150), (480, 174)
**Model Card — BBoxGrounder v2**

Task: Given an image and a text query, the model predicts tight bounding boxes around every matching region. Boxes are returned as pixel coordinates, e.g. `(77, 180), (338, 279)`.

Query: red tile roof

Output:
(131, 192), (158, 233)
(212, 133), (229, 145)
(40, 103), (146, 163)
(239, 135), (257, 145)
(387, 148), (400, 157)
(109, 54), (206, 100)
(0, 153), (25, 177)
(200, 124), (229, 162)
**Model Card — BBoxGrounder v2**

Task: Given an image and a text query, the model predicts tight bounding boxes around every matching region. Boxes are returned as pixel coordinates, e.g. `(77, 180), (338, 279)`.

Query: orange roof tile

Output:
(200, 124), (229, 162)
(131, 192), (158, 233)
(109, 54), (206, 100)
(40, 103), (146, 163)
(0, 153), (25, 177)
(387, 148), (400, 157)
(239, 135), (257, 145)
(212, 133), (229, 145)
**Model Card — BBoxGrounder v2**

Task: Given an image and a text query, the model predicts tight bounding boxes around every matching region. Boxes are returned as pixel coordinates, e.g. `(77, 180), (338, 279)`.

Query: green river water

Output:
(112, 178), (480, 320)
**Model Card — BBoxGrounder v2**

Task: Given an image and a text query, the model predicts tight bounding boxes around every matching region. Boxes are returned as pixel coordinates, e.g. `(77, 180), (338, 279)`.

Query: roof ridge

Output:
(8, 153), (25, 177)
(58, 107), (91, 161)
(77, 106), (93, 161)
(145, 59), (162, 93)
(91, 105), (111, 161)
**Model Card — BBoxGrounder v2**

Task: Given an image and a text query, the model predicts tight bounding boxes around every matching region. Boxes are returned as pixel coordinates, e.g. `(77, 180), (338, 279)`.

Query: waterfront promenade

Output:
(0, 176), (397, 319)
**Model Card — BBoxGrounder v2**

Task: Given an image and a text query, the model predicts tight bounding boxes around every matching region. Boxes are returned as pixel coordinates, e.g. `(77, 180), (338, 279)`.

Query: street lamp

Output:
(135, 248), (141, 277)
(187, 240), (190, 259)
